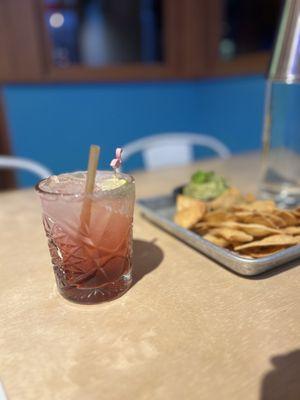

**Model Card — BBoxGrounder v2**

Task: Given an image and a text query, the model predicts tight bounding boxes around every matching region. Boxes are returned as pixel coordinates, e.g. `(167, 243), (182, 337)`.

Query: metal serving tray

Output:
(138, 195), (300, 276)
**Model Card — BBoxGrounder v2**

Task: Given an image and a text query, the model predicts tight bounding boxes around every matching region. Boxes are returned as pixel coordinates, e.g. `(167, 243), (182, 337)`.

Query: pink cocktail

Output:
(36, 171), (135, 304)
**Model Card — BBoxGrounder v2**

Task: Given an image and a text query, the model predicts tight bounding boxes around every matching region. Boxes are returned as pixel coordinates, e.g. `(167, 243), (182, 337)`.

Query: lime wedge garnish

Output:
(100, 177), (127, 191)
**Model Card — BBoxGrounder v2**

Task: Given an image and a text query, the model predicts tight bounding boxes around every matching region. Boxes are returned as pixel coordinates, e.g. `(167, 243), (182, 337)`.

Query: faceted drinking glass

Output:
(36, 171), (135, 304)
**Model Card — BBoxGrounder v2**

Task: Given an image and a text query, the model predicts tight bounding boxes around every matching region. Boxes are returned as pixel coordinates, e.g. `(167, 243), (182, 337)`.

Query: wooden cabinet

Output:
(0, 0), (206, 82)
(212, 0), (282, 76)
(0, 0), (282, 83)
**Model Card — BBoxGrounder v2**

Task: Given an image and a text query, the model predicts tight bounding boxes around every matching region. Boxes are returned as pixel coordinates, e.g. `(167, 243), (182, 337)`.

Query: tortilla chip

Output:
(262, 212), (287, 228)
(239, 246), (286, 258)
(219, 221), (281, 237)
(291, 207), (300, 219)
(174, 202), (206, 229)
(208, 187), (243, 210)
(273, 209), (298, 226)
(237, 254), (254, 259)
(234, 211), (277, 228)
(192, 221), (212, 235)
(210, 227), (253, 243)
(204, 210), (236, 223)
(175, 181), (300, 255)
(233, 200), (276, 213)
(234, 234), (297, 251)
(294, 235), (300, 243)
(176, 194), (206, 212)
(243, 193), (257, 203)
(284, 226), (300, 235)
(203, 234), (228, 248)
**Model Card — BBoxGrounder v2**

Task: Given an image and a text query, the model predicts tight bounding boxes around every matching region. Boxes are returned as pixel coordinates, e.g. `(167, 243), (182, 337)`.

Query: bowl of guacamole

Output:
(183, 170), (228, 201)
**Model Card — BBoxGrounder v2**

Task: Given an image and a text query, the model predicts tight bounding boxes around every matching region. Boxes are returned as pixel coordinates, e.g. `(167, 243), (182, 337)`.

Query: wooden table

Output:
(1, 153), (300, 400)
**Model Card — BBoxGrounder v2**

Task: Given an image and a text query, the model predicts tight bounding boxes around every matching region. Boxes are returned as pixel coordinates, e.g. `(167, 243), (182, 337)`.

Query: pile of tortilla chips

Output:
(174, 187), (300, 258)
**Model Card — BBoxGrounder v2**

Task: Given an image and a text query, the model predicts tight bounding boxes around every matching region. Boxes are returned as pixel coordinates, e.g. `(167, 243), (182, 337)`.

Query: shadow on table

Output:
(131, 239), (164, 286)
(260, 349), (300, 400)
(249, 258), (300, 280)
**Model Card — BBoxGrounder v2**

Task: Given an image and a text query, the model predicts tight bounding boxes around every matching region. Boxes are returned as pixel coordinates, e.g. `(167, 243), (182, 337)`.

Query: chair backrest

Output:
(0, 156), (52, 179)
(122, 133), (231, 170)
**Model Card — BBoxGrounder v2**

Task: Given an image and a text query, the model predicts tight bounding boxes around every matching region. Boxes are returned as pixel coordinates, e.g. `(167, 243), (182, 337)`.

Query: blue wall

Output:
(3, 75), (266, 187)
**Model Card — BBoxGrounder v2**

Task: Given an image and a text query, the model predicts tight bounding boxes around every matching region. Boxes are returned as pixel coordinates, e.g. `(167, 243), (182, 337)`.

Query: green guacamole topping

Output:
(183, 170), (228, 200)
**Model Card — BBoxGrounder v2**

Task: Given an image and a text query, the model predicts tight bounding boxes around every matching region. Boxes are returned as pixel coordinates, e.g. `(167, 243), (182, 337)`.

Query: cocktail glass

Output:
(36, 171), (135, 304)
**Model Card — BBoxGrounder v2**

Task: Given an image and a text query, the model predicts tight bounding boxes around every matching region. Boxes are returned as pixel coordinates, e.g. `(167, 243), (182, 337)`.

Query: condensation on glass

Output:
(44, 0), (163, 67)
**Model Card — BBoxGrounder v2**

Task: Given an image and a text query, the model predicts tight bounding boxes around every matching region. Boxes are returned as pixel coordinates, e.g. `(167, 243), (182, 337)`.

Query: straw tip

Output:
(90, 144), (100, 152)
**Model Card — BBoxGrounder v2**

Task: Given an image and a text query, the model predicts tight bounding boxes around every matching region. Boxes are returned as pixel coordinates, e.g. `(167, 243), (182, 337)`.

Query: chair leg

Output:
(0, 92), (17, 190)
(0, 170), (16, 190)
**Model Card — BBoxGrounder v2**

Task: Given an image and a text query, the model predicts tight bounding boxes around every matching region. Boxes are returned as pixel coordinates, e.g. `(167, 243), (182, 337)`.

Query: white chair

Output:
(0, 156), (52, 179)
(0, 381), (8, 400)
(122, 133), (231, 170)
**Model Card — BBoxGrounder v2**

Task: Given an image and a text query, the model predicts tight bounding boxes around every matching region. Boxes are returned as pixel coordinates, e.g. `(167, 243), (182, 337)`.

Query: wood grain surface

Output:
(0, 153), (300, 400)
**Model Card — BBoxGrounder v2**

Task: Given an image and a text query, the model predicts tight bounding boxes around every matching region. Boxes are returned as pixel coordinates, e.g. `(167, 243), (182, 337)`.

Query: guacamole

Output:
(183, 170), (228, 200)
